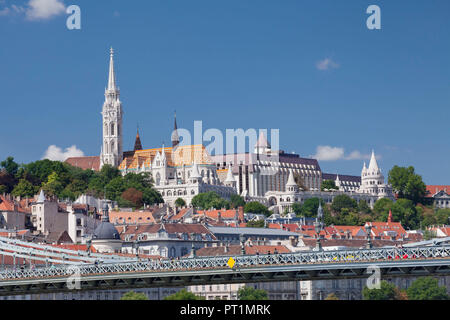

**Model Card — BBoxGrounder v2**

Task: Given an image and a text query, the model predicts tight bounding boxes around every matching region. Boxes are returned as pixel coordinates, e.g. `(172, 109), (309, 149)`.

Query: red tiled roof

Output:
(170, 208), (191, 221)
(109, 211), (156, 225)
(195, 245), (290, 257)
(117, 223), (217, 242)
(65, 156), (100, 171)
(425, 185), (450, 197)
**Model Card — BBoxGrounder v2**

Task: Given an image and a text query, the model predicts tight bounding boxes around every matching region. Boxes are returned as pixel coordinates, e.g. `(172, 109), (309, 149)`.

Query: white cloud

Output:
(43, 145), (84, 162)
(312, 146), (373, 161)
(0, 0), (65, 20)
(316, 58), (340, 71)
(25, 0), (66, 20)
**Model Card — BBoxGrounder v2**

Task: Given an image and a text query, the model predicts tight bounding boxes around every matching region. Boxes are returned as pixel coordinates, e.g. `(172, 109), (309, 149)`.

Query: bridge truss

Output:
(0, 245), (450, 296)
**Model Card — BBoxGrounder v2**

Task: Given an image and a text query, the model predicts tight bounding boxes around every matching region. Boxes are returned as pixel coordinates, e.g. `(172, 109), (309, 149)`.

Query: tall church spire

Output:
(134, 126), (143, 151)
(100, 47), (123, 169)
(108, 47), (117, 91)
(172, 111), (180, 148)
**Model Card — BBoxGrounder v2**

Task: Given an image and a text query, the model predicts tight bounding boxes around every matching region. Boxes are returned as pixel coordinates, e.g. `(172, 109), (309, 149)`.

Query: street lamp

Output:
(239, 234), (246, 255)
(133, 240), (140, 259)
(86, 239), (92, 257)
(314, 222), (322, 251)
(365, 224), (373, 249)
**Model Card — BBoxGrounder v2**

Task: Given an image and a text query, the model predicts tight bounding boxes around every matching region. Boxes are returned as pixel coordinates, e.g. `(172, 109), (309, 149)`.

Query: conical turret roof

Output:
(368, 150), (379, 172)
(225, 164), (236, 183)
(191, 162), (201, 179)
(37, 190), (46, 203)
(286, 170), (297, 187)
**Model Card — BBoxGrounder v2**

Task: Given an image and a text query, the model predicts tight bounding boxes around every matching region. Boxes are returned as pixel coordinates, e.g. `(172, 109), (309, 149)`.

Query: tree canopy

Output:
(120, 291), (149, 300)
(163, 289), (205, 300)
(406, 277), (449, 300)
(237, 287), (268, 300)
(388, 166), (426, 204)
(244, 202), (270, 216)
(0, 157), (163, 209)
(362, 281), (398, 300)
(321, 180), (338, 191)
(191, 191), (230, 210)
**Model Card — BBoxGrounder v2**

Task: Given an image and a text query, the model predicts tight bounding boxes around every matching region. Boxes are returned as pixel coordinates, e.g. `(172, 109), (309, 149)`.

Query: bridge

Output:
(0, 237), (450, 296)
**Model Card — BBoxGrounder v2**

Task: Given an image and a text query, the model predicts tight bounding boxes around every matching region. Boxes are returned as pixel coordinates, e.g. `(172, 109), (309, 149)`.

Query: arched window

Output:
(111, 123), (115, 136)
(155, 173), (161, 186)
(110, 141), (115, 153)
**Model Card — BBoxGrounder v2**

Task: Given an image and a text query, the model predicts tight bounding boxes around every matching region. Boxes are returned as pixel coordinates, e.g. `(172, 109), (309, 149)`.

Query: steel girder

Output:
(0, 246), (450, 296)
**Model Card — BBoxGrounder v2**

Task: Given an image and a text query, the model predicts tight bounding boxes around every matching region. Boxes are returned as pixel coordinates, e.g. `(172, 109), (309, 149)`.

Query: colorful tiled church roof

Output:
(118, 144), (214, 170)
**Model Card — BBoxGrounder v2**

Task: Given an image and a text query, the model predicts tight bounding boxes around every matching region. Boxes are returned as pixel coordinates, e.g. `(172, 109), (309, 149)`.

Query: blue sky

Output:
(0, 0), (449, 184)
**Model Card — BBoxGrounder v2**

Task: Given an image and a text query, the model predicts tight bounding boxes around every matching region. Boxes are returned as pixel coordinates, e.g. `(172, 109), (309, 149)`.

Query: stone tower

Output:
(100, 47), (123, 169)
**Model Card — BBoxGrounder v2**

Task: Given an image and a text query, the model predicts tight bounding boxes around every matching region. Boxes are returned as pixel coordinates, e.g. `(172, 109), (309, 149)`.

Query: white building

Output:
(212, 132), (323, 198)
(100, 48), (123, 169)
(358, 150), (394, 199)
(31, 190), (68, 237)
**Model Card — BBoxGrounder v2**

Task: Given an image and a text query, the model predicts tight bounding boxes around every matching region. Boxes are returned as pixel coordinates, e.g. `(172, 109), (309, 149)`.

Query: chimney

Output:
(388, 210), (393, 223)
(238, 206), (244, 223)
(289, 236), (298, 247)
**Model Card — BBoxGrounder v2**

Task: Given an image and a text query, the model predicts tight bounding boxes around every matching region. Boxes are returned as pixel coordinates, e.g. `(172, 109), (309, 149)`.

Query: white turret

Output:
(335, 174), (341, 187)
(37, 190), (46, 203)
(368, 150), (380, 175)
(362, 162), (367, 176)
(254, 132), (271, 155)
(190, 162), (202, 183)
(225, 164), (236, 188)
(286, 170), (298, 193)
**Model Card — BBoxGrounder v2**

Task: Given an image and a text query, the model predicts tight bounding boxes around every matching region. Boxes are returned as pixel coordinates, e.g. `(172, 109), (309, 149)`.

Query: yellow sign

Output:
(227, 257), (236, 269)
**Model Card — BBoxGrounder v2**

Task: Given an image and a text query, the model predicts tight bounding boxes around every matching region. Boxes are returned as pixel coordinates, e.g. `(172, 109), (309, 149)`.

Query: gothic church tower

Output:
(100, 48), (123, 168)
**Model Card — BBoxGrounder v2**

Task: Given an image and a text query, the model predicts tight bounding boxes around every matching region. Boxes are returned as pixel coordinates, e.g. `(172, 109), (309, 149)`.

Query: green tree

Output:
(175, 198), (186, 208)
(244, 202), (270, 216)
(120, 291), (149, 300)
(358, 200), (371, 214)
(372, 198), (393, 220)
(230, 194), (246, 208)
(0, 157), (19, 176)
(435, 209), (450, 225)
(406, 277), (449, 300)
(378, 199), (420, 230)
(237, 287), (268, 300)
(164, 289), (205, 300)
(388, 166), (426, 204)
(246, 220), (265, 228)
(363, 281), (398, 300)
(42, 172), (64, 197)
(12, 179), (38, 198)
(331, 195), (357, 214)
(321, 180), (338, 191)
(191, 192), (228, 210)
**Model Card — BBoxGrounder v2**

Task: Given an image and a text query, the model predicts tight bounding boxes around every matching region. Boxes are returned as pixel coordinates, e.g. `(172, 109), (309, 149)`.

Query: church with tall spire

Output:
(100, 47), (123, 169)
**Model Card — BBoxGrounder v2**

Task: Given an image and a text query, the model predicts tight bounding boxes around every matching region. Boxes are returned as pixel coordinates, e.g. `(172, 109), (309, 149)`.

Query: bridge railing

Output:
(1, 246), (449, 281)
